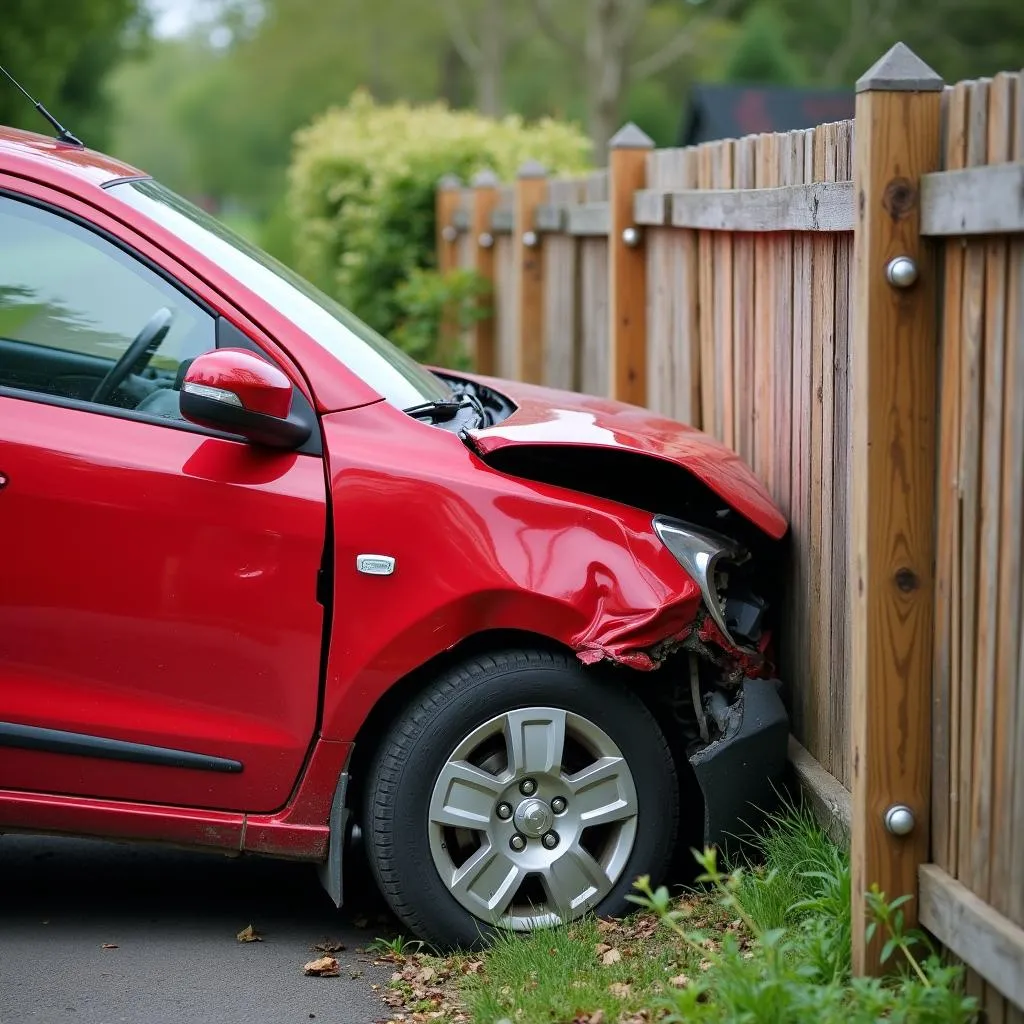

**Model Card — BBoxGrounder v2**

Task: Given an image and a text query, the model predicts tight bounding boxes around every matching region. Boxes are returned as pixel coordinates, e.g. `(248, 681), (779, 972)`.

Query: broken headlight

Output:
(652, 515), (759, 650)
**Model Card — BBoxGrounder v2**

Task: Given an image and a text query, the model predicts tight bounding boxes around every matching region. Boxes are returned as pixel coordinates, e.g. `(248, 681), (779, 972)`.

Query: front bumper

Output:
(688, 677), (789, 851)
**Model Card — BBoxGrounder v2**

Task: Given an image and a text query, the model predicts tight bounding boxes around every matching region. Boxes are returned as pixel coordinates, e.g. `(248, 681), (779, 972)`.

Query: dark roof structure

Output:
(678, 84), (855, 146)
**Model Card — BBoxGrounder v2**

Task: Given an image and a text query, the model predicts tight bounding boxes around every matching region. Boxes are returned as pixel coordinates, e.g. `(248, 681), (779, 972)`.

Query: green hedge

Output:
(286, 90), (590, 362)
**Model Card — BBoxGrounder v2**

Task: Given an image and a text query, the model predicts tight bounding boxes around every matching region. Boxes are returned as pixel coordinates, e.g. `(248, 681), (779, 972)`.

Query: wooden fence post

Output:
(608, 123), (653, 405)
(514, 160), (547, 383)
(471, 169), (499, 376)
(849, 42), (944, 975)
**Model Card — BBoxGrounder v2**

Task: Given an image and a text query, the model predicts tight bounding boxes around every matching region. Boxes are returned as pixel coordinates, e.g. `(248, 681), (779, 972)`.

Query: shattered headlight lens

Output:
(652, 515), (748, 649)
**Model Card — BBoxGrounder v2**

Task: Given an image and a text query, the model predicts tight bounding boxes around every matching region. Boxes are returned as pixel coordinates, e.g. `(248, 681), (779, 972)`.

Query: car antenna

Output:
(0, 64), (84, 147)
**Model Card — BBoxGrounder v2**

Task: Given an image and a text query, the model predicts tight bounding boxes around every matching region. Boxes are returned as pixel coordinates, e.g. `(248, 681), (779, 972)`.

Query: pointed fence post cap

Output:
(609, 122), (654, 149)
(856, 42), (943, 93)
(438, 173), (463, 190)
(471, 168), (499, 188)
(517, 159), (547, 179)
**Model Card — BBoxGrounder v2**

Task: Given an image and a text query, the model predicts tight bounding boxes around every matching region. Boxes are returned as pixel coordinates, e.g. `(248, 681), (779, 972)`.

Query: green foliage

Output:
(287, 90), (590, 347)
(393, 268), (491, 368)
(724, 4), (807, 86)
(628, 815), (979, 1024)
(0, 0), (144, 151)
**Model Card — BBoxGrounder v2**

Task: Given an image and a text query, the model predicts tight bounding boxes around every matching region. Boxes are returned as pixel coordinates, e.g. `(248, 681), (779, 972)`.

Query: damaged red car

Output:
(0, 125), (789, 950)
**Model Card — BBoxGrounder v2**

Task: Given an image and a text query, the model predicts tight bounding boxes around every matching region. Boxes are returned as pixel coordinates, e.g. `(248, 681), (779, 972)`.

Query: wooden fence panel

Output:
(579, 170), (609, 397)
(732, 137), (756, 456)
(929, 69), (1024, 1018)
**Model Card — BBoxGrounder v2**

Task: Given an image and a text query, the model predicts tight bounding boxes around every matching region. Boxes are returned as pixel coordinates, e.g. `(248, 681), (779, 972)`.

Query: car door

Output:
(0, 192), (328, 814)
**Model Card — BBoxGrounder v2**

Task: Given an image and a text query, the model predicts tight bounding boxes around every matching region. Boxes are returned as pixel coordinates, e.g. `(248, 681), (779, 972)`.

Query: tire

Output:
(362, 648), (680, 950)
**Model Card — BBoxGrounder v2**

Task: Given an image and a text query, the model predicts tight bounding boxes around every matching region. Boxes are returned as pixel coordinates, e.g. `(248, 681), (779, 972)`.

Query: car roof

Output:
(0, 124), (146, 188)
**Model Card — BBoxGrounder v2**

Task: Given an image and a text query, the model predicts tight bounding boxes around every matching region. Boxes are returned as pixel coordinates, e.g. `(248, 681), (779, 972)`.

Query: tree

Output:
(531, 0), (741, 159)
(0, 0), (145, 150)
(440, 0), (533, 116)
(724, 4), (806, 85)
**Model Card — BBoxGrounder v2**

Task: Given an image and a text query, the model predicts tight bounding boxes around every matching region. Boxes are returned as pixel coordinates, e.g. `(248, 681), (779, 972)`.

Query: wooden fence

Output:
(436, 43), (1024, 1010)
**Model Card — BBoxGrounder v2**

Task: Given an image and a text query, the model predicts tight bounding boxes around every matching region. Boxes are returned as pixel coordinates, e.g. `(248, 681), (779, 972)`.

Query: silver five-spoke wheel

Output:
(428, 707), (638, 930)
(362, 649), (678, 950)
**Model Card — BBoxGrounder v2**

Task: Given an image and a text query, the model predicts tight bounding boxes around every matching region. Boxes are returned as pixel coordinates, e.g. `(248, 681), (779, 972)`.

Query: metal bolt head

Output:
(519, 778), (537, 796)
(523, 230), (539, 248)
(509, 833), (527, 852)
(885, 256), (918, 289)
(542, 831), (559, 850)
(478, 231), (494, 249)
(496, 802), (513, 820)
(550, 796), (567, 814)
(622, 226), (641, 248)
(884, 804), (916, 836)
(441, 225), (458, 244)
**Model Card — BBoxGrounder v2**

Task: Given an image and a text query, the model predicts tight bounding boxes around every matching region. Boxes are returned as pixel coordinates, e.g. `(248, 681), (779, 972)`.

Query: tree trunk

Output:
(475, 0), (505, 116)
(585, 0), (630, 163)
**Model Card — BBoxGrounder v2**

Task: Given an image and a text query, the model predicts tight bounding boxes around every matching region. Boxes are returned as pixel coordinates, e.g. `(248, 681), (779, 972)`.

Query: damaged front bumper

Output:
(688, 677), (789, 850)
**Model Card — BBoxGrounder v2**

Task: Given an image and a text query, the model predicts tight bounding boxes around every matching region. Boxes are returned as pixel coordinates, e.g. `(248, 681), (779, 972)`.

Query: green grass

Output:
(377, 803), (978, 1024)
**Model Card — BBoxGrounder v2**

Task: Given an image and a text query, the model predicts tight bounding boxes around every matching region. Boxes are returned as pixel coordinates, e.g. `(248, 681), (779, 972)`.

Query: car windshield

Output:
(106, 179), (453, 410)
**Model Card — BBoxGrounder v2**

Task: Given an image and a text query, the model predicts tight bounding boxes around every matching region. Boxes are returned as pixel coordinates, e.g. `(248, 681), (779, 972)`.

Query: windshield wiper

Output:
(402, 398), (467, 423)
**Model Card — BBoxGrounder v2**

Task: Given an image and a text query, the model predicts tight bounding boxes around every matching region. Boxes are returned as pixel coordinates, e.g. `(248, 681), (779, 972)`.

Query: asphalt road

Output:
(0, 834), (397, 1024)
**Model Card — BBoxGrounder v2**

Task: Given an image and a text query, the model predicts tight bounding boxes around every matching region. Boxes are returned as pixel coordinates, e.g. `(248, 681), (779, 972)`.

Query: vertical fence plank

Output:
(645, 150), (674, 415)
(609, 124), (653, 405)
(543, 178), (584, 391)
(1003, 73), (1024, 941)
(697, 144), (717, 438)
(849, 44), (944, 976)
(932, 81), (970, 876)
(675, 149), (701, 426)
(471, 170), (500, 376)
(970, 71), (1014, 904)
(493, 185), (517, 380)
(831, 120), (854, 787)
(956, 79), (991, 886)
(714, 139), (736, 449)
(514, 160), (547, 384)
(774, 133), (799, 516)
(809, 122), (839, 769)
(580, 171), (610, 397)
(753, 133), (778, 485)
(732, 137), (756, 461)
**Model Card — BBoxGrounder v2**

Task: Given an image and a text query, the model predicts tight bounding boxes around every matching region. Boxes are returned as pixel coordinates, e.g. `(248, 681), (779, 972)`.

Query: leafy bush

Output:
(286, 90), (590, 362)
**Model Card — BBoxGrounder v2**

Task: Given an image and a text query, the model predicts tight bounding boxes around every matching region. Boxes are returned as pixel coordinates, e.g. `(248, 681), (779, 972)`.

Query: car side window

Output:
(0, 195), (215, 414)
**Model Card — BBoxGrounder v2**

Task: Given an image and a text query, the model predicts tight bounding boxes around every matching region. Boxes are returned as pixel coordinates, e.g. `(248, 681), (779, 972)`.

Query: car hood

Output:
(461, 374), (787, 540)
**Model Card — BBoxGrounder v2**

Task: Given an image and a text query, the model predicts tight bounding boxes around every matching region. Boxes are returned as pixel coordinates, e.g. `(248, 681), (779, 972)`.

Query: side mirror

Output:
(180, 348), (312, 450)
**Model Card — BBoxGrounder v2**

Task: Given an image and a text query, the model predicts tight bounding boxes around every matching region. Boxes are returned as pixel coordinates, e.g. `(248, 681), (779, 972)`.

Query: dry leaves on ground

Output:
(608, 982), (632, 998)
(381, 953), (474, 1022)
(312, 939), (345, 953)
(600, 947), (622, 966)
(236, 924), (263, 943)
(303, 955), (341, 977)
(669, 973), (690, 988)
(572, 1010), (605, 1024)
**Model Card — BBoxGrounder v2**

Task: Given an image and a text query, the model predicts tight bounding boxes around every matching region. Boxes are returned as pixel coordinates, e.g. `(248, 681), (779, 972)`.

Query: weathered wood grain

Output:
(921, 162), (1024, 236)
(567, 202), (610, 236)
(849, 49), (943, 975)
(669, 179), (855, 232)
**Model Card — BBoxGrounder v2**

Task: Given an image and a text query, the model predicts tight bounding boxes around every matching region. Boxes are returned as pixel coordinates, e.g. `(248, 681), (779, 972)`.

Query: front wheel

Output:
(362, 649), (680, 950)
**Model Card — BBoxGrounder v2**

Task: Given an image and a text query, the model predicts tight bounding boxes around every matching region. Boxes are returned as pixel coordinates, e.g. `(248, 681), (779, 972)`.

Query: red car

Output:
(0, 125), (789, 949)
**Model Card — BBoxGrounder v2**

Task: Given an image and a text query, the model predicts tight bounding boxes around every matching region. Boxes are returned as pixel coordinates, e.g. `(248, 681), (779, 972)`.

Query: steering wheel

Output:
(91, 307), (175, 405)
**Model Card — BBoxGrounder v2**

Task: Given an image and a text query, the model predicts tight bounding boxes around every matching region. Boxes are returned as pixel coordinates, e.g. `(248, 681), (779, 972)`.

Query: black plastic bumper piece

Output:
(688, 677), (790, 852)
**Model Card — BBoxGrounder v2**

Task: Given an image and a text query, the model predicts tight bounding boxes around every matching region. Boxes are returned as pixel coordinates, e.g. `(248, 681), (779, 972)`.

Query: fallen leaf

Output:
(462, 960), (484, 974)
(595, 942), (612, 956)
(608, 982), (632, 998)
(596, 919), (619, 934)
(669, 974), (690, 988)
(699, 959), (713, 972)
(601, 948), (622, 966)
(100, 943), (118, 950)
(303, 955), (341, 977)
(312, 939), (345, 953)
(236, 924), (262, 943)
(587, 1012), (606, 1024)
(417, 966), (436, 983)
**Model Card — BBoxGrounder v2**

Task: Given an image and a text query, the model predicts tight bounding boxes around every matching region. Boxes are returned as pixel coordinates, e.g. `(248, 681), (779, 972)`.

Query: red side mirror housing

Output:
(180, 349), (311, 450)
